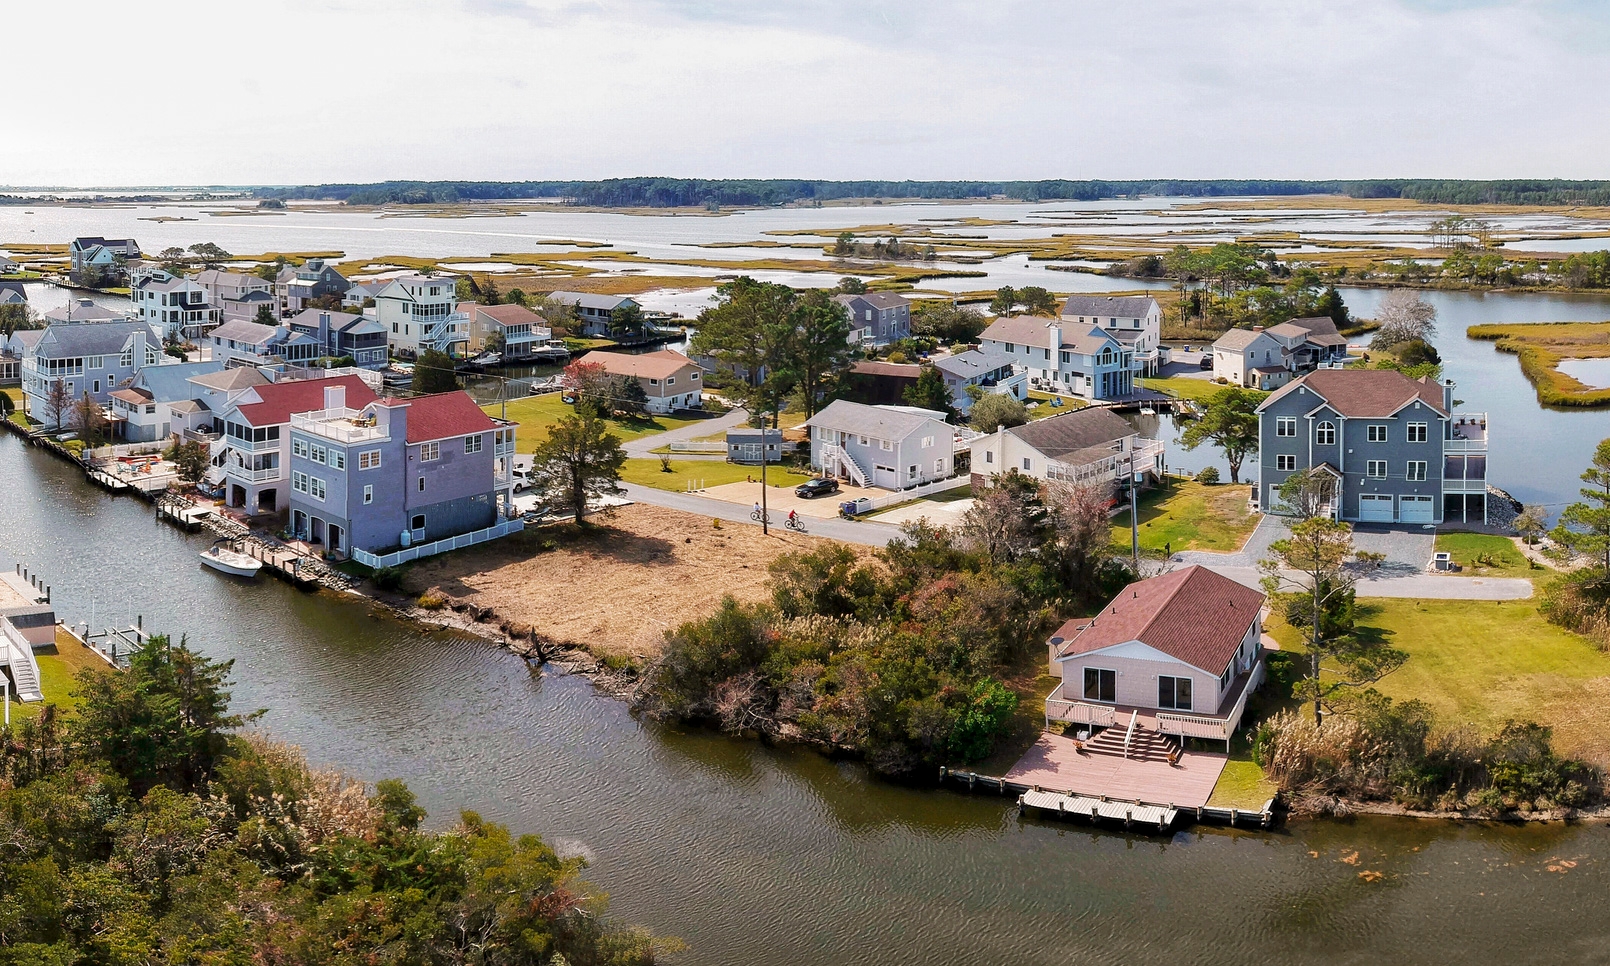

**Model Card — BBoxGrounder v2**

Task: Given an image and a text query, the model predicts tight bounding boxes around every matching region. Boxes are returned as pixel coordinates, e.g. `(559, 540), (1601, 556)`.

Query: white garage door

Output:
(1401, 495), (1435, 524)
(1358, 494), (1395, 523)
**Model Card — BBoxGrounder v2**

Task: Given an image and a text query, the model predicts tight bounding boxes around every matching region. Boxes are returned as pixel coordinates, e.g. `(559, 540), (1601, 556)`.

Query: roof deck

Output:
(1448, 412), (1487, 447)
(290, 407), (389, 443)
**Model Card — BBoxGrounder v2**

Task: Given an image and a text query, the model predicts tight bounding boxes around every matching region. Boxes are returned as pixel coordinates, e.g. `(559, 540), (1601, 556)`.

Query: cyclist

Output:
(787, 509), (798, 527)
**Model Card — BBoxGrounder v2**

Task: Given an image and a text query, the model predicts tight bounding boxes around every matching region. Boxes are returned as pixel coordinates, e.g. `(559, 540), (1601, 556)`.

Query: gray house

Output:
(20, 320), (166, 427)
(287, 308), (389, 368)
(832, 292), (910, 346)
(546, 291), (639, 338)
(978, 315), (1134, 401)
(802, 400), (955, 490)
(932, 347), (1025, 414)
(1256, 369), (1490, 525)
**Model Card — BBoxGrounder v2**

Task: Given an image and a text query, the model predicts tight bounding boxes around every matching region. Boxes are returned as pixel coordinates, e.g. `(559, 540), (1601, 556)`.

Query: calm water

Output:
(1, 432), (1607, 965)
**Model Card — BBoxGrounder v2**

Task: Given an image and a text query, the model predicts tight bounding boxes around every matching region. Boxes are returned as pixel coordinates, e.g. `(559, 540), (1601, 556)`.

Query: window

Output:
(1367, 460), (1388, 478)
(1277, 454), (1296, 471)
(666, 376), (675, 386)
(921, 435), (935, 448)
(465, 434), (482, 454)
(292, 437), (308, 459)
(358, 450), (381, 470)
(411, 514), (426, 532)
(1408, 422), (1428, 443)
(934, 458), (945, 472)
(420, 441), (440, 461)
(309, 444), (326, 465)
(1276, 417), (1296, 437)
(649, 378), (658, 385)
(1084, 668), (1116, 703)
(418, 476), (426, 492)
(363, 484), (373, 504)
(1220, 664), (1233, 692)
(1315, 421), (1335, 445)
(1158, 675), (1193, 711)
(309, 476), (326, 500)
(331, 450), (345, 470)
(908, 465), (918, 480)
(1406, 460), (1427, 482)
(879, 439), (892, 451)
(985, 451), (994, 464)
(1368, 424), (1388, 443)
(1023, 457), (1032, 471)
(291, 471), (308, 493)
(690, 372), (700, 381)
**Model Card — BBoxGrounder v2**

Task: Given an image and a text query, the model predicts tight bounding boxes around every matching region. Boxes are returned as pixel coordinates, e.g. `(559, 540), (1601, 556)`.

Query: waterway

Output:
(1, 432), (1607, 965)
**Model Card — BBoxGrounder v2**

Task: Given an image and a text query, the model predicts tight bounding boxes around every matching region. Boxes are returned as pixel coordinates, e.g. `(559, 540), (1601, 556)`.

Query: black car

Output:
(796, 477), (840, 498)
(1198, 354), (1214, 370)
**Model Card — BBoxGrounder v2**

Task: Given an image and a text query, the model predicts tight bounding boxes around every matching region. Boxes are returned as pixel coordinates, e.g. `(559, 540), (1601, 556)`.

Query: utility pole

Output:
(758, 408), (769, 535)
(1129, 449), (1140, 574)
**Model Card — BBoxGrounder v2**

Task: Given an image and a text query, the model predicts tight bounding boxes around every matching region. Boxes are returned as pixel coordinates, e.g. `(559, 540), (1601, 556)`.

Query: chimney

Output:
(130, 328), (147, 374)
(1047, 322), (1061, 351)
(324, 384), (346, 412)
(1442, 378), (1455, 413)
(1251, 325), (1264, 332)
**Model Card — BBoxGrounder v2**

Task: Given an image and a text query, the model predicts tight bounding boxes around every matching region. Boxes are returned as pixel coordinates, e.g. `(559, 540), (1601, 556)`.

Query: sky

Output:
(5, 0), (1610, 186)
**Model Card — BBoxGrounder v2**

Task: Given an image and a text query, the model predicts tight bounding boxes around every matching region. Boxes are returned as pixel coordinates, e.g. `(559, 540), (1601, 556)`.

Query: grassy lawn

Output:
(619, 458), (812, 491)
(2, 387), (21, 408)
(1435, 531), (1547, 578)
(1267, 599), (1610, 766)
(1109, 478), (1259, 554)
(7, 630), (112, 722)
(1139, 375), (1256, 404)
(1025, 390), (1088, 417)
(1208, 757), (1279, 809)
(487, 393), (705, 451)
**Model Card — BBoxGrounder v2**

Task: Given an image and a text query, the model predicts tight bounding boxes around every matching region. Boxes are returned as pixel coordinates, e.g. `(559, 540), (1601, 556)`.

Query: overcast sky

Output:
(6, 0), (1608, 186)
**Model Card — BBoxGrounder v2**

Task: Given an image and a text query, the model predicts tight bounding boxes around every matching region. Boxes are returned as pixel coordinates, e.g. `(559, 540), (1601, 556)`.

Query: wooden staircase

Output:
(1083, 724), (1181, 763)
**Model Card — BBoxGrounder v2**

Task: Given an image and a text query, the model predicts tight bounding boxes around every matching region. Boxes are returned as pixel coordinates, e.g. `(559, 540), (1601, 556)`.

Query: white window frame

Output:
(1276, 417), (1296, 437)
(1276, 454), (1296, 471)
(1367, 424), (1389, 443)
(1367, 460), (1388, 479)
(420, 441), (440, 461)
(1406, 460), (1427, 482)
(363, 484), (373, 504)
(359, 449), (382, 470)
(292, 437), (309, 459)
(331, 449), (345, 471)
(1315, 421), (1335, 446)
(465, 434), (483, 454)
(291, 471), (308, 493)
(1407, 422), (1428, 443)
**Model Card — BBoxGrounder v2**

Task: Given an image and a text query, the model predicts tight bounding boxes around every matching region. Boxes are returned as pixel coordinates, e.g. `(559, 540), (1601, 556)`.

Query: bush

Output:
(416, 591), (447, 610)
(1195, 466), (1220, 485)
(947, 677), (1019, 761)
(371, 566), (404, 592)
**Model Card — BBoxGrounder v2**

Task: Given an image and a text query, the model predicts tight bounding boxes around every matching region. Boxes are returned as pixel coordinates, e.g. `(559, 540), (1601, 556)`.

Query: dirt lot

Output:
(401, 503), (837, 662)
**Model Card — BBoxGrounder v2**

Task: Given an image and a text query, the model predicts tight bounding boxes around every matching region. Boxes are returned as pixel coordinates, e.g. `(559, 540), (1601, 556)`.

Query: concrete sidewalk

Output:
(619, 483), (904, 548)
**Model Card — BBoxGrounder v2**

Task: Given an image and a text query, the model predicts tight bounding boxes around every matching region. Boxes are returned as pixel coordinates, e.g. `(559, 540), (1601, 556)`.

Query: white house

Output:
(802, 400), (956, 490)
(131, 271), (220, 340)
(970, 407), (1163, 492)
(1060, 295), (1163, 376)
(1044, 565), (1267, 751)
(978, 315), (1134, 401)
(1213, 317), (1350, 389)
(376, 275), (467, 357)
(105, 360), (226, 443)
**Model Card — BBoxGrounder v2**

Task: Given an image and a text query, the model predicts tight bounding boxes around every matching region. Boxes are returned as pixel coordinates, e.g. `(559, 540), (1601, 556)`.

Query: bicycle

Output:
(750, 509), (771, 523)
(784, 516), (807, 533)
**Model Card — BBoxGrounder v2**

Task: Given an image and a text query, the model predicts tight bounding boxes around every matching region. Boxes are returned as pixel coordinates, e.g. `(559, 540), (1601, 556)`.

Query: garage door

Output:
(1358, 494), (1395, 523)
(1401, 495), (1435, 524)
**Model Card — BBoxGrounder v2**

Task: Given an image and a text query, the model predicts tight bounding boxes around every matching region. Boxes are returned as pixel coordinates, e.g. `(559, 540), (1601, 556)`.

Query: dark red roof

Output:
(396, 391), (500, 443)
(234, 375), (377, 427)
(1050, 566), (1264, 674)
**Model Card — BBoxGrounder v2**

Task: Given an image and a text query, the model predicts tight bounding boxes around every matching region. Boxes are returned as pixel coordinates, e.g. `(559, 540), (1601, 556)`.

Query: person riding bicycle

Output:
(754, 502), (762, 517)
(787, 509), (798, 526)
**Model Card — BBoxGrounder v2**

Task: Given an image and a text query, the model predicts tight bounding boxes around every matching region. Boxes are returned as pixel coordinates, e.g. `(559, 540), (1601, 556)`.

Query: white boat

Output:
(199, 544), (262, 578)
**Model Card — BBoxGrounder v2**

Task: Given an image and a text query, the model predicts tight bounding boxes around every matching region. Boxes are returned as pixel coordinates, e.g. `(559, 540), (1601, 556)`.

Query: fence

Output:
(668, 441), (727, 454)
(352, 518), (526, 569)
(862, 475), (971, 511)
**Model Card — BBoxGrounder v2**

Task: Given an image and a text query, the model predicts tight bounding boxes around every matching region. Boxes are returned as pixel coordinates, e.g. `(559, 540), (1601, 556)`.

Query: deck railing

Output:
(353, 518), (526, 569)
(1156, 660), (1266, 746)
(1044, 696), (1116, 729)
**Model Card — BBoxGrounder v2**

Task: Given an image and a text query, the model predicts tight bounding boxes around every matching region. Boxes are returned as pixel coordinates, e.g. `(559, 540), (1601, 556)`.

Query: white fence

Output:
(669, 441), (727, 453)
(353, 518), (526, 569)
(862, 474), (971, 511)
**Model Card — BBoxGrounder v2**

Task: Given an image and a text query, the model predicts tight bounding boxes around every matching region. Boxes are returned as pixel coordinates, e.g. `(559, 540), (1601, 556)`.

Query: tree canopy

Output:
(1180, 387), (1262, 484)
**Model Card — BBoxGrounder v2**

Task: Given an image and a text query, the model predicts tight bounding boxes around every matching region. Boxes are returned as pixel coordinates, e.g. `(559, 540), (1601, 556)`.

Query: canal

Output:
(1, 431), (1606, 965)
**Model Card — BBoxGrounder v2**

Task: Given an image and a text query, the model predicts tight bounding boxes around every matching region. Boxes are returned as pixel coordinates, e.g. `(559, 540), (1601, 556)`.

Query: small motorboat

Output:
(200, 543), (262, 578)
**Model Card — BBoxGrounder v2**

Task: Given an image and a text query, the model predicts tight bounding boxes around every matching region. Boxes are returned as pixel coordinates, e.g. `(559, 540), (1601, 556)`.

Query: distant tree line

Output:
(252, 178), (1610, 208)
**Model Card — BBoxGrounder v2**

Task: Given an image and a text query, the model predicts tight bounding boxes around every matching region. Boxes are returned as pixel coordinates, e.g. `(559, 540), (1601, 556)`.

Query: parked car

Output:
(796, 477), (840, 499)
(1198, 354), (1214, 370)
(511, 467), (532, 493)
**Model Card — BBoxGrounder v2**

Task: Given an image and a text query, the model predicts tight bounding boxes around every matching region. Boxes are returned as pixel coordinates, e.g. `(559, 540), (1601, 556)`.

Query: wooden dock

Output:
(938, 765), (1277, 833)
(155, 494), (211, 531)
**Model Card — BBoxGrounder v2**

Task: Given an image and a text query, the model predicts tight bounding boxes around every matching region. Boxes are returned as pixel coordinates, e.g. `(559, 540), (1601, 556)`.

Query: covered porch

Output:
(1044, 658), (1266, 751)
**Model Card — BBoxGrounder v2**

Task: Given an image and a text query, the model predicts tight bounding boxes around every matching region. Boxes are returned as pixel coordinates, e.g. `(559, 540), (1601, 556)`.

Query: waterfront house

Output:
(131, 270), (220, 340)
(458, 302), (552, 361)
(1044, 565), (1266, 751)
(274, 258), (351, 315)
(1256, 368), (1489, 524)
(0, 281), (25, 305)
(802, 400), (955, 490)
(342, 280), (387, 309)
(42, 298), (125, 325)
(285, 387), (518, 560)
(207, 318), (322, 367)
(970, 407), (1162, 493)
(546, 291), (638, 338)
(1213, 317), (1350, 389)
(194, 269), (275, 321)
(106, 359), (226, 443)
(978, 315), (1134, 401)
(932, 347), (1024, 414)
(832, 292), (911, 346)
(587, 349), (703, 413)
(220, 374), (378, 514)
(287, 308), (389, 368)
(726, 427), (794, 464)
(1060, 295), (1163, 376)
(0, 256), (20, 274)
(69, 236), (140, 284)
(375, 274), (467, 357)
(21, 320), (166, 428)
(1, 330), (43, 387)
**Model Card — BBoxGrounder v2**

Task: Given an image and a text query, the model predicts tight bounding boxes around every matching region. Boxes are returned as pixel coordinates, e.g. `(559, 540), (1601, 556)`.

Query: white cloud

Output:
(2, 0), (1606, 184)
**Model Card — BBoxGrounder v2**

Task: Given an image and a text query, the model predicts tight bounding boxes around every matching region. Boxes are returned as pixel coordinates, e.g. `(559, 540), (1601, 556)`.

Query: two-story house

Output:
(207, 319), (322, 367)
(193, 269), (276, 322)
(459, 302), (552, 361)
(932, 347), (1025, 414)
(1060, 295), (1163, 376)
(1213, 316), (1351, 389)
(275, 258), (351, 315)
(21, 320), (166, 427)
(970, 407), (1163, 493)
(287, 308), (389, 368)
(1256, 368), (1489, 525)
(285, 388), (518, 560)
(376, 274), (467, 357)
(832, 292), (911, 346)
(545, 291), (639, 338)
(587, 349), (703, 413)
(69, 236), (139, 284)
(220, 374), (378, 515)
(130, 271), (220, 340)
(803, 400), (955, 490)
(978, 315), (1134, 401)
(106, 360), (226, 443)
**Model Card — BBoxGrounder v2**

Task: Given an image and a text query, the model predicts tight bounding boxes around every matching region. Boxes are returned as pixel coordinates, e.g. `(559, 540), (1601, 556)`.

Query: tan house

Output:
(587, 348), (703, 413)
(458, 302), (552, 361)
(1044, 565), (1267, 751)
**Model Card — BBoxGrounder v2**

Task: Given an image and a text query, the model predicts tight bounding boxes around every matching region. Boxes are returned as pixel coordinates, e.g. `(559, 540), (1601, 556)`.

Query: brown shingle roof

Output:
(1258, 368), (1447, 418)
(1005, 407), (1135, 462)
(1051, 566), (1264, 674)
(588, 348), (698, 381)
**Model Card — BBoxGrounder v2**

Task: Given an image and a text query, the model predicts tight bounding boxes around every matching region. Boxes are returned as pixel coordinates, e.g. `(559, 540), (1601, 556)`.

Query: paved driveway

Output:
(1348, 524), (1436, 576)
(621, 406), (751, 457)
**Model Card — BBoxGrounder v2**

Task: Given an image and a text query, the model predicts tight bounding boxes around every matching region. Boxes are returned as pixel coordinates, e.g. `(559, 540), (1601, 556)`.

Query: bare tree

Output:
(1370, 291), (1438, 349)
(44, 378), (71, 430)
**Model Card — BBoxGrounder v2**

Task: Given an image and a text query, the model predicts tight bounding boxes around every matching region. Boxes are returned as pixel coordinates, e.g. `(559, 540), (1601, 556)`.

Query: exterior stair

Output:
(1, 627), (44, 703)
(823, 442), (871, 487)
(1082, 724), (1180, 763)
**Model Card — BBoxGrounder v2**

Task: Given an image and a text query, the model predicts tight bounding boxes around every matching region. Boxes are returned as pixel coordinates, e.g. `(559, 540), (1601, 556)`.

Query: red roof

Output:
(1050, 566), (1264, 674)
(393, 390), (501, 443)
(234, 375), (377, 427)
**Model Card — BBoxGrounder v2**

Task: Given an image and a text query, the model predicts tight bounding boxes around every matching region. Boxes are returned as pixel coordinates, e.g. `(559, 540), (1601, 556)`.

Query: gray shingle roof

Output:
(0, 281), (25, 304)
(547, 290), (636, 311)
(804, 399), (948, 440)
(933, 347), (1013, 379)
(1212, 328), (1270, 351)
(43, 300), (125, 324)
(34, 320), (156, 358)
(133, 361), (226, 402)
(1059, 295), (1158, 320)
(834, 292), (910, 310)
(1004, 407), (1136, 462)
(210, 319), (279, 345)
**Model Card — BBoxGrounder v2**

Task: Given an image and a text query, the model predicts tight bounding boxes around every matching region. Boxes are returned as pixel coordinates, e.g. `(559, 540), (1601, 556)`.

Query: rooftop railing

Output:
(290, 408), (389, 443)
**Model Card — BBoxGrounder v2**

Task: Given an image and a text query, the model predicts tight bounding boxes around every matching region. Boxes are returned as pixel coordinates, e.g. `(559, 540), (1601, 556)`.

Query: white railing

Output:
(670, 441), (728, 453)
(1045, 696), (1116, 728)
(1157, 659), (1265, 743)
(353, 518), (525, 569)
(227, 464), (280, 483)
(1122, 709), (1139, 759)
(0, 619), (44, 702)
(822, 443), (870, 487)
(291, 408), (388, 443)
(226, 435), (279, 452)
(1044, 436), (1164, 485)
(863, 474), (971, 510)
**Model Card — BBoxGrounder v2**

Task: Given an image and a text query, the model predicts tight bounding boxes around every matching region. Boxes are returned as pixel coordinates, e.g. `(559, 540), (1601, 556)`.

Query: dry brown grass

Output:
(402, 504), (851, 661)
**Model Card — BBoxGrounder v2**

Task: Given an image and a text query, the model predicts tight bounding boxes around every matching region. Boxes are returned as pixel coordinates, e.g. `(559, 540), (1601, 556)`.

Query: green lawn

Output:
(487, 393), (706, 451)
(619, 458), (812, 491)
(1025, 391), (1088, 417)
(1268, 599), (1610, 766)
(1109, 478), (1260, 554)
(7, 632), (111, 722)
(1434, 531), (1546, 578)
(1208, 757), (1279, 809)
(1138, 375), (1254, 404)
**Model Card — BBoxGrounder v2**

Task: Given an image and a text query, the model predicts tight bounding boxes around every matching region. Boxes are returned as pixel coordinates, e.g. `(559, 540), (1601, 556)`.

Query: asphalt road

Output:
(618, 483), (905, 548)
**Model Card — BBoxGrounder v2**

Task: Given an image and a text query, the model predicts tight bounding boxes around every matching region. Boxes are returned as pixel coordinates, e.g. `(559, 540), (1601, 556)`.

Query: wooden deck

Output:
(1003, 732), (1228, 809)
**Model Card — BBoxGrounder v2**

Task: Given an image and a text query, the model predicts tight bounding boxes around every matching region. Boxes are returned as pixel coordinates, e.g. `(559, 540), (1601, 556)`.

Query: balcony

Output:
(1046, 661), (1265, 749)
(226, 435), (279, 452)
(291, 408), (388, 443)
(1446, 413), (1488, 451)
(226, 464), (281, 483)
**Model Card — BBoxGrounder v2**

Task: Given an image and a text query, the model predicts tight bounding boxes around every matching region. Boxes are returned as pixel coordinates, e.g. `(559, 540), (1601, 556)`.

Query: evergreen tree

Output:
(531, 412), (627, 524)
(411, 348), (460, 394)
(904, 364), (954, 419)
(1551, 437), (1610, 577)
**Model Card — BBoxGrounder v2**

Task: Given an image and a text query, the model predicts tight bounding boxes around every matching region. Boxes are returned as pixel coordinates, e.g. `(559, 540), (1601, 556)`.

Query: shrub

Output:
(947, 677), (1019, 761)
(416, 591), (447, 610)
(1195, 466), (1220, 485)
(371, 566), (404, 592)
